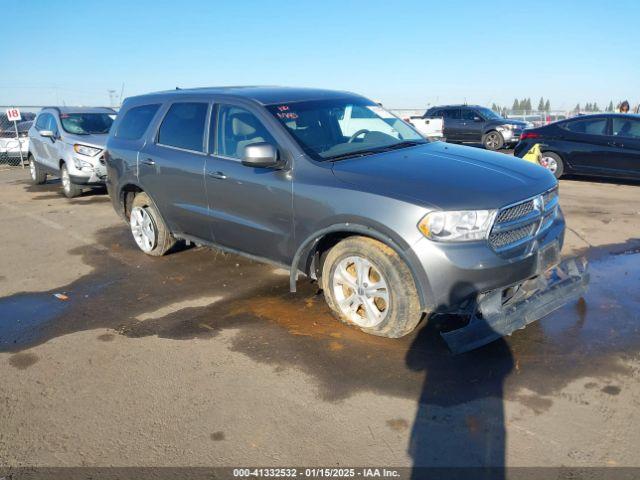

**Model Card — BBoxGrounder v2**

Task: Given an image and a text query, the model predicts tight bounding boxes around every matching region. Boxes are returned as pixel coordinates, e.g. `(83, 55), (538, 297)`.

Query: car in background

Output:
(514, 113), (640, 180)
(507, 114), (543, 127)
(28, 107), (116, 197)
(0, 120), (32, 165)
(404, 114), (444, 140)
(424, 105), (528, 150)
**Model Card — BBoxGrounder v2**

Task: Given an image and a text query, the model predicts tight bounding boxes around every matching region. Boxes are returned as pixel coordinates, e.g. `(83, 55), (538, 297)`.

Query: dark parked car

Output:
(423, 105), (528, 151)
(105, 87), (587, 352)
(514, 113), (640, 180)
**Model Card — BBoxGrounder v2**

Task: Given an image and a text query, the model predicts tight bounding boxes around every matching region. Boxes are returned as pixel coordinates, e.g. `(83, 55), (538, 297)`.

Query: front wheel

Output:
(321, 236), (424, 338)
(29, 155), (47, 184)
(61, 164), (83, 198)
(483, 131), (504, 151)
(540, 151), (564, 179)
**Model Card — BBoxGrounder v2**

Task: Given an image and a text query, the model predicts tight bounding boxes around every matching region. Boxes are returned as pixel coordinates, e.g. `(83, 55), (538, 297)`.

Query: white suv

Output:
(28, 107), (116, 197)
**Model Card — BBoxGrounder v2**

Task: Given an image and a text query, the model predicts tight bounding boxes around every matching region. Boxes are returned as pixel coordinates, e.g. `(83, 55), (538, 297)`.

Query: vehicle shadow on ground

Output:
(16, 178), (109, 201)
(405, 286), (512, 478)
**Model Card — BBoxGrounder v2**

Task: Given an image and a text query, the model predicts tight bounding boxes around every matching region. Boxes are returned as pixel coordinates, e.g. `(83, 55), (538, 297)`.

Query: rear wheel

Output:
(29, 155), (47, 184)
(483, 131), (504, 151)
(129, 192), (176, 256)
(540, 151), (564, 178)
(61, 164), (83, 198)
(321, 236), (424, 338)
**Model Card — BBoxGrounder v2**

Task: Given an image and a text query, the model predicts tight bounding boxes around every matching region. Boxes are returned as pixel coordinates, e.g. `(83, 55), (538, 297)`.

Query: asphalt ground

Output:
(0, 164), (639, 475)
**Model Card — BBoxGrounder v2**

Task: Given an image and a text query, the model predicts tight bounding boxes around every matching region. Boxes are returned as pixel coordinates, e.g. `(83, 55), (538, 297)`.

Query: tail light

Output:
(520, 132), (541, 140)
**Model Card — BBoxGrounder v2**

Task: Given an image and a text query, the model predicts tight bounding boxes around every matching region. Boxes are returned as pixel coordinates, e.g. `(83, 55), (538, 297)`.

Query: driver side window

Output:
(213, 105), (276, 159)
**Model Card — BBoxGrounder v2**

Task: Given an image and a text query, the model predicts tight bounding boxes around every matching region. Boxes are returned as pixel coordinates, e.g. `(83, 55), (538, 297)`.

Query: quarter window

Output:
(35, 113), (50, 131)
(116, 104), (161, 140)
(157, 103), (208, 152)
(612, 117), (640, 139)
(561, 117), (607, 135)
(214, 105), (276, 159)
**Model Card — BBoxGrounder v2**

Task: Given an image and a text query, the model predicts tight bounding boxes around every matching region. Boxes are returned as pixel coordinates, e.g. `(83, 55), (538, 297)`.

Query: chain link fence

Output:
(0, 107), (42, 167)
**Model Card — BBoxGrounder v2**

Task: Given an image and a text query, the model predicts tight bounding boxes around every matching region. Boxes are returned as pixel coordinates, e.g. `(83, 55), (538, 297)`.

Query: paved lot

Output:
(0, 166), (639, 471)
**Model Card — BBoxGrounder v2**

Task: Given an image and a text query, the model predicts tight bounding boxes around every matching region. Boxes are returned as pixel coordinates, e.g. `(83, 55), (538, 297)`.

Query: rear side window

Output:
(157, 102), (208, 152)
(612, 117), (640, 139)
(116, 104), (160, 140)
(561, 117), (607, 135)
(443, 109), (461, 120)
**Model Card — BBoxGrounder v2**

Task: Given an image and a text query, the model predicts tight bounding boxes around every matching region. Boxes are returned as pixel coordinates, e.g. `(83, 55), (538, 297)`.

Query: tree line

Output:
(491, 98), (618, 114)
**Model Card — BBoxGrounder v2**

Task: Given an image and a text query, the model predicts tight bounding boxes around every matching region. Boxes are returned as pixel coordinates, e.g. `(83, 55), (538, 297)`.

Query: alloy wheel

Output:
(130, 206), (157, 253)
(29, 160), (36, 180)
(485, 133), (500, 150)
(541, 156), (558, 174)
(332, 255), (390, 328)
(61, 168), (71, 194)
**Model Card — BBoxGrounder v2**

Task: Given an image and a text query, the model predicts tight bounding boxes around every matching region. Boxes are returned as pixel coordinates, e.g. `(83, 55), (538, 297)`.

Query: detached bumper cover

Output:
(442, 257), (589, 354)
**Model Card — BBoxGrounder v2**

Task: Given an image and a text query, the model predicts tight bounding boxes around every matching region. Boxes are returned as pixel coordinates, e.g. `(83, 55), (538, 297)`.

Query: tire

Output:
(483, 130), (504, 151)
(60, 163), (83, 198)
(540, 151), (564, 179)
(129, 192), (176, 256)
(321, 236), (423, 338)
(29, 155), (47, 184)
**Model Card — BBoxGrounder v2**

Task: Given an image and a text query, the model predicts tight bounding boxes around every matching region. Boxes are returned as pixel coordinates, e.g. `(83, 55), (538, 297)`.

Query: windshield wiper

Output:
(325, 149), (384, 161)
(380, 140), (425, 151)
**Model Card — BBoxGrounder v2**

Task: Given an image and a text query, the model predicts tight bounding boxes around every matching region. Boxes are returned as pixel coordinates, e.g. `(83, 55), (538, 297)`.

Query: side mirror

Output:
(40, 130), (55, 138)
(242, 142), (279, 168)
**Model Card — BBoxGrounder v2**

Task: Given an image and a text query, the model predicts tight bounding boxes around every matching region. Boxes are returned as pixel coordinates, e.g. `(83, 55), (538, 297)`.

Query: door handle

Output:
(141, 158), (155, 166)
(207, 171), (227, 180)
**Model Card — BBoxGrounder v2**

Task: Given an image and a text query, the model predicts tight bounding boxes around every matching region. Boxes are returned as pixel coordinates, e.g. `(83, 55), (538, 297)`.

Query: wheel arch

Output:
(290, 223), (434, 310)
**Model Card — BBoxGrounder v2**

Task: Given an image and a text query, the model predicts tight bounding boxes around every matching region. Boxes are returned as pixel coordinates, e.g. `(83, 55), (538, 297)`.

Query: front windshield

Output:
(477, 107), (503, 120)
(266, 99), (426, 160)
(60, 113), (114, 135)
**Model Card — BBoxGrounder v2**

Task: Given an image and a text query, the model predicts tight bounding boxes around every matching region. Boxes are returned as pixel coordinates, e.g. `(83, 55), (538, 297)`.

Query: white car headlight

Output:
(418, 210), (497, 242)
(73, 144), (102, 157)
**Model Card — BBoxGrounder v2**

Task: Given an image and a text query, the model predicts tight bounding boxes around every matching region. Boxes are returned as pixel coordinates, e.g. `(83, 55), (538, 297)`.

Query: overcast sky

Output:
(2, 0), (638, 110)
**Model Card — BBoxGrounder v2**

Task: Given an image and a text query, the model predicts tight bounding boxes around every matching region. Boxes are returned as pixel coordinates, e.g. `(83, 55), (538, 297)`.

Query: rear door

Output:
(607, 116), (640, 178)
(442, 108), (464, 141)
(557, 116), (613, 174)
(138, 101), (212, 241)
(204, 103), (294, 264)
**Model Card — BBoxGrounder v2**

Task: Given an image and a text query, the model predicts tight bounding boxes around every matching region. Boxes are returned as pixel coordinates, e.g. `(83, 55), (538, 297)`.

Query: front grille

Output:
(495, 200), (534, 224)
(489, 188), (558, 252)
(489, 223), (537, 249)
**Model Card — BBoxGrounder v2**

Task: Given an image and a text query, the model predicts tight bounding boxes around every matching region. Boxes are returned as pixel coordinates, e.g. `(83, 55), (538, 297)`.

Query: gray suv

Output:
(105, 87), (587, 352)
(28, 107), (115, 197)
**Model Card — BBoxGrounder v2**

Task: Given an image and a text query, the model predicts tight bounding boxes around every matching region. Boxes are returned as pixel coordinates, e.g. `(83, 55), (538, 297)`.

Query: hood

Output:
(63, 133), (109, 149)
(331, 142), (557, 210)
(500, 119), (528, 127)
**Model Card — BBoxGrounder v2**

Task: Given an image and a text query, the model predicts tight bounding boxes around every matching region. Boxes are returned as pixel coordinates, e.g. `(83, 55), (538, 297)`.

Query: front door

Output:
(606, 116), (640, 178)
(459, 109), (484, 142)
(138, 101), (211, 241)
(204, 103), (294, 265)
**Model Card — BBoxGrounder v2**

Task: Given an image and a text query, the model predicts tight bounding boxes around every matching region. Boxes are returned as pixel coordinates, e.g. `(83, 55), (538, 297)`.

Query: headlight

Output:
(73, 158), (93, 169)
(73, 144), (101, 157)
(418, 210), (497, 242)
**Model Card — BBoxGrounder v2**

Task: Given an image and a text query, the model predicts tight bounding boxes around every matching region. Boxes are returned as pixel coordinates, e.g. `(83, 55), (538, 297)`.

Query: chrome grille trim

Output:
(489, 187), (559, 252)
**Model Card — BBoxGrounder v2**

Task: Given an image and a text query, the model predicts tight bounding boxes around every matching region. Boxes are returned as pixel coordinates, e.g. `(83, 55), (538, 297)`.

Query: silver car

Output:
(28, 107), (116, 198)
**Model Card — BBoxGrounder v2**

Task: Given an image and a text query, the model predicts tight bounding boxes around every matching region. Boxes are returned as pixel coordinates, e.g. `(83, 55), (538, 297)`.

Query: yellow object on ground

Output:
(522, 143), (542, 165)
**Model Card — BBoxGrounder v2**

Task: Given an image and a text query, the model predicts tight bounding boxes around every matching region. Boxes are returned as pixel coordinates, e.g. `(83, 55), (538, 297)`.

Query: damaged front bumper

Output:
(442, 257), (589, 354)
